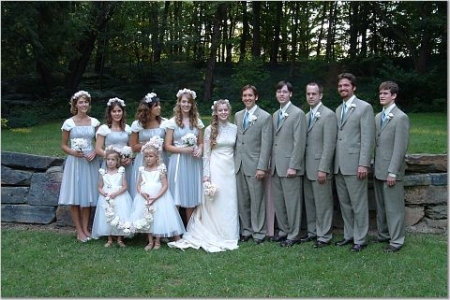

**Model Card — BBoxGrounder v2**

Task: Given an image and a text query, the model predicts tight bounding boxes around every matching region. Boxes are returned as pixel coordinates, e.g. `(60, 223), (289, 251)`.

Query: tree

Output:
(203, 3), (227, 102)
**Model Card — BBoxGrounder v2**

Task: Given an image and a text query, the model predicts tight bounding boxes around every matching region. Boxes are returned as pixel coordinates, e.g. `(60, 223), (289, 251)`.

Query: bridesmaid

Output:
(129, 93), (167, 198)
(164, 88), (204, 225)
(95, 97), (133, 186)
(58, 90), (100, 243)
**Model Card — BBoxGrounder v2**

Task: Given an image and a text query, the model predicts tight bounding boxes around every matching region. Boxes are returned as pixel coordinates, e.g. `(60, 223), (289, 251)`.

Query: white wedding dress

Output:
(168, 122), (239, 252)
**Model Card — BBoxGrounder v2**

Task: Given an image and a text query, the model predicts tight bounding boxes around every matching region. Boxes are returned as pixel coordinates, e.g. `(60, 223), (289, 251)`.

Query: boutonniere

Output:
(282, 112), (289, 119)
(387, 113), (394, 120)
(249, 115), (257, 124)
(350, 104), (357, 109)
(314, 112), (321, 119)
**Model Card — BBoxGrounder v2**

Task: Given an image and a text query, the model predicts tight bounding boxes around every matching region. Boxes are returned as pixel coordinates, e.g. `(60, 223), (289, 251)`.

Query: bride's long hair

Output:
(210, 99), (232, 149)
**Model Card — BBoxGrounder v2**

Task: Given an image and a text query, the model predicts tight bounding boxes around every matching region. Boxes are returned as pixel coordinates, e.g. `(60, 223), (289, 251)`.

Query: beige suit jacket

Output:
(271, 103), (307, 176)
(305, 104), (337, 181)
(234, 106), (273, 176)
(374, 106), (409, 180)
(334, 98), (375, 175)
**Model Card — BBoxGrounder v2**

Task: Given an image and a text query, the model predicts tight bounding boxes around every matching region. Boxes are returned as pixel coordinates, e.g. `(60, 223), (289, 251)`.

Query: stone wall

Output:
(1, 151), (448, 233)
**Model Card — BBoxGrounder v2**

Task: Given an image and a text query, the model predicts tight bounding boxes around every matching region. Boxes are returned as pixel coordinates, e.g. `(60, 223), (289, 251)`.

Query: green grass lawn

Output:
(1, 228), (447, 297)
(1, 113), (447, 157)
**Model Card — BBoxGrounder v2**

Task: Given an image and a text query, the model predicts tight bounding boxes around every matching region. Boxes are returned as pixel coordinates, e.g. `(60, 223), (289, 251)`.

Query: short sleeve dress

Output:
(91, 167), (133, 238)
(129, 120), (167, 198)
(130, 164), (186, 237)
(58, 117), (101, 207)
(96, 124), (133, 186)
(165, 117), (204, 208)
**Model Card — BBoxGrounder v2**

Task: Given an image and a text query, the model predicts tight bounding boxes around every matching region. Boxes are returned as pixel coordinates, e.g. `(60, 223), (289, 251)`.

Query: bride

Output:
(168, 99), (239, 252)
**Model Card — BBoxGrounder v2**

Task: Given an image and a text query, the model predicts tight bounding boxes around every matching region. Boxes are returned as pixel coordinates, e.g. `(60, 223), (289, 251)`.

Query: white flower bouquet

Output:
(181, 133), (197, 147)
(121, 146), (133, 158)
(71, 138), (89, 151)
(203, 181), (218, 201)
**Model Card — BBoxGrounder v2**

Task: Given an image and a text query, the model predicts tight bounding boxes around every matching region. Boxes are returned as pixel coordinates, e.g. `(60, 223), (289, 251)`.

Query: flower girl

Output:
(130, 136), (185, 251)
(92, 147), (133, 248)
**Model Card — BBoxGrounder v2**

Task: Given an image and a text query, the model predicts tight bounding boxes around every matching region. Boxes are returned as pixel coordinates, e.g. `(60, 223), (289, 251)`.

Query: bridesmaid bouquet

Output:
(121, 146), (133, 158)
(181, 133), (197, 147)
(71, 138), (89, 151)
(203, 181), (218, 201)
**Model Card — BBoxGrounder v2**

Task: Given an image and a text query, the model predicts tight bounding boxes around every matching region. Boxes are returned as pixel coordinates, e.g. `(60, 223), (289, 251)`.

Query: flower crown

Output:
(144, 92), (157, 103)
(141, 136), (164, 153)
(107, 97), (126, 107)
(105, 145), (122, 154)
(71, 90), (91, 102)
(211, 99), (230, 115)
(177, 88), (197, 100)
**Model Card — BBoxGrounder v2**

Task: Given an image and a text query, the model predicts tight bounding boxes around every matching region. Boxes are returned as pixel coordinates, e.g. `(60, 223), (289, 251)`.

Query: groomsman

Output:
(373, 81), (409, 253)
(235, 84), (273, 244)
(270, 81), (307, 247)
(334, 73), (375, 252)
(303, 82), (337, 248)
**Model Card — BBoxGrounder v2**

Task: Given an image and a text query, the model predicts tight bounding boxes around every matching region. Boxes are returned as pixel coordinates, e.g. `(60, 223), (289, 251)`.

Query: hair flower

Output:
(99, 168), (106, 176)
(176, 88), (197, 100)
(144, 92), (157, 103)
(71, 90), (91, 102)
(387, 113), (394, 120)
(107, 97), (126, 107)
(141, 136), (164, 153)
(315, 112), (321, 119)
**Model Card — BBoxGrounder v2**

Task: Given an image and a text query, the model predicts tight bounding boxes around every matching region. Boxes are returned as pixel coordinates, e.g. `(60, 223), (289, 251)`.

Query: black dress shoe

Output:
(313, 241), (330, 248)
(384, 245), (401, 253)
(372, 238), (390, 244)
(270, 235), (287, 242)
(335, 238), (354, 246)
(240, 235), (251, 242)
(254, 237), (266, 244)
(300, 235), (316, 243)
(280, 239), (300, 247)
(350, 244), (367, 252)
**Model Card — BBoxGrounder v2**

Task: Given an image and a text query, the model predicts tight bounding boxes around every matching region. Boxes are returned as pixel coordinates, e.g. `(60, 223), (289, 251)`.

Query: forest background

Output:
(1, 1), (447, 129)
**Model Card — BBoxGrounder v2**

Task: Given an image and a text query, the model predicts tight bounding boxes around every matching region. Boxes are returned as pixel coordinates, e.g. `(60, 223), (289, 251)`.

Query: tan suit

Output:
(374, 106), (409, 247)
(304, 104), (337, 243)
(271, 103), (307, 240)
(235, 106), (273, 239)
(334, 97), (375, 245)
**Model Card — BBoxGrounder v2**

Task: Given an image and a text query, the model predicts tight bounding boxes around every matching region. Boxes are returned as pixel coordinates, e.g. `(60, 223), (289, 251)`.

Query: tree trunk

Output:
(64, 2), (119, 94)
(289, 1), (300, 77)
(316, 2), (328, 57)
(269, 2), (283, 66)
(203, 3), (227, 102)
(239, 1), (249, 62)
(251, 1), (261, 58)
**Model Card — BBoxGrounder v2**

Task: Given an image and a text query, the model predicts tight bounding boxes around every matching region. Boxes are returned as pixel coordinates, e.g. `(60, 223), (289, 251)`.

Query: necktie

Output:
(243, 112), (249, 129)
(277, 110), (283, 127)
(341, 104), (347, 122)
(308, 112), (314, 128)
(381, 112), (387, 126)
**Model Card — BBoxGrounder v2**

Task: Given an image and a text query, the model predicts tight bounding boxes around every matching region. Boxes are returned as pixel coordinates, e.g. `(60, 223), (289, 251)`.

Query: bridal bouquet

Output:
(71, 138), (89, 151)
(203, 181), (218, 201)
(181, 133), (197, 147)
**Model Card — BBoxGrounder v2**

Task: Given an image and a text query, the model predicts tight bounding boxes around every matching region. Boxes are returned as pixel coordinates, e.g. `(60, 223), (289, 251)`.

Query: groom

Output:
(235, 84), (273, 244)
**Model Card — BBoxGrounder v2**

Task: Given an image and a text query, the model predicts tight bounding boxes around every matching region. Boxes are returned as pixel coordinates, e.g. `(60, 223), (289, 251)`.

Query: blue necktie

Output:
(277, 110), (283, 127)
(341, 104), (347, 122)
(381, 112), (387, 126)
(243, 112), (249, 129)
(309, 112), (314, 128)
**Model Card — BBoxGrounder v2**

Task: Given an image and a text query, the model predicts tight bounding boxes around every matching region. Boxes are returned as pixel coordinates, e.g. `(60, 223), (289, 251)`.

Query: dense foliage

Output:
(1, 1), (447, 128)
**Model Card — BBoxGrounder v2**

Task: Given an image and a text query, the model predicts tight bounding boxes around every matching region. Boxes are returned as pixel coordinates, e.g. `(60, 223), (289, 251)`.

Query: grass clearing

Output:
(1, 227), (447, 297)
